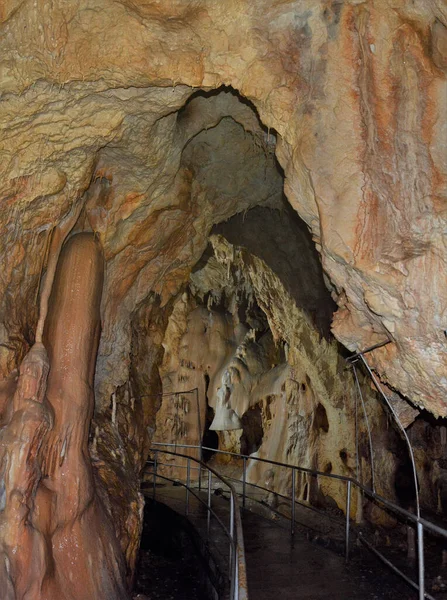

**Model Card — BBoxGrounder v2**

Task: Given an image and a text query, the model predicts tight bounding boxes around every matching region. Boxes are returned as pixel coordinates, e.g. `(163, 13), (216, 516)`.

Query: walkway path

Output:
(241, 508), (411, 600)
(141, 482), (415, 600)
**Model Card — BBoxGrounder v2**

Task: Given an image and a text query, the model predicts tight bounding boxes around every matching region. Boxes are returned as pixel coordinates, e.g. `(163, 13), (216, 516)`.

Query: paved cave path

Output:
(241, 508), (412, 600)
(140, 484), (417, 600)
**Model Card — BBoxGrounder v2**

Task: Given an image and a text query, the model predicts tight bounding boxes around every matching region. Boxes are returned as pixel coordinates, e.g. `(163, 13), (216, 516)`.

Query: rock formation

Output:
(154, 229), (399, 513)
(0, 234), (129, 600)
(1, 0), (445, 416)
(0, 0), (446, 597)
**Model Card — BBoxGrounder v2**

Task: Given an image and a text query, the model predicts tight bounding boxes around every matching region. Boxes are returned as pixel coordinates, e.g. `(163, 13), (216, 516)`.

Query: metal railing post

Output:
(235, 543), (239, 600)
(345, 479), (352, 562)
(242, 457), (247, 509)
(229, 541), (236, 600)
(230, 494), (235, 595)
(291, 467), (296, 537)
(198, 464), (202, 493)
(207, 469), (212, 536)
(230, 493), (235, 540)
(417, 522), (425, 600)
(152, 451), (158, 502)
(186, 458), (191, 516)
(196, 387), (203, 493)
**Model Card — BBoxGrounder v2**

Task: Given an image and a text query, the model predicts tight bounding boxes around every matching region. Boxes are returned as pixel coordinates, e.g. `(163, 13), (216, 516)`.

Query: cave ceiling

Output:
(0, 0), (446, 416)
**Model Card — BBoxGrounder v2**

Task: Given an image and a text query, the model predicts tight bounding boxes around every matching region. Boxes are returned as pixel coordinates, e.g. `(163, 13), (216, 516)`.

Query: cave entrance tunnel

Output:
(132, 86), (355, 599)
(131, 88), (447, 600)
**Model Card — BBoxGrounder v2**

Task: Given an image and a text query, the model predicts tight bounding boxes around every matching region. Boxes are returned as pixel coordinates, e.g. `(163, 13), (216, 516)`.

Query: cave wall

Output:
(0, 0), (446, 595)
(0, 0), (445, 416)
(155, 230), (402, 514)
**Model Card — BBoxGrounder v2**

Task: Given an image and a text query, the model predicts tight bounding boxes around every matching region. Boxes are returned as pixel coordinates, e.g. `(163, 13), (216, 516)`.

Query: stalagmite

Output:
(0, 233), (129, 600)
(210, 370), (243, 431)
(35, 200), (84, 344)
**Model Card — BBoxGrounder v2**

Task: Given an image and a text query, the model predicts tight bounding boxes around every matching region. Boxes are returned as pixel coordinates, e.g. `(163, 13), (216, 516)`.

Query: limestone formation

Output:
(0, 234), (129, 600)
(0, 0), (445, 416)
(0, 0), (446, 598)
(155, 231), (400, 513)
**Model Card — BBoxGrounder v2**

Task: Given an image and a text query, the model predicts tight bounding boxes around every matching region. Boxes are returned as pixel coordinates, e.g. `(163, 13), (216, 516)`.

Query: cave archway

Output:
(1, 5), (445, 596)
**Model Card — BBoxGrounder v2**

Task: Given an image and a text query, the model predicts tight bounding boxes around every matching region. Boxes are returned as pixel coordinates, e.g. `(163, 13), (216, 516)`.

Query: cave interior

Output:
(0, 2), (446, 599)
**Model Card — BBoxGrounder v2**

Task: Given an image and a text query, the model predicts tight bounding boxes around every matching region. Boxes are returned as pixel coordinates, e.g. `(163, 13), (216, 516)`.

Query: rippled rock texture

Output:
(1, 0), (445, 416)
(0, 234), (129, 600)
(0, 0), (446, 597)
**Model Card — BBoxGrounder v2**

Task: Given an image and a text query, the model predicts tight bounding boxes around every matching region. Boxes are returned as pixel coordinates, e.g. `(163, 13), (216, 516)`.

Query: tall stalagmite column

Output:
(0, 233), (130, 600)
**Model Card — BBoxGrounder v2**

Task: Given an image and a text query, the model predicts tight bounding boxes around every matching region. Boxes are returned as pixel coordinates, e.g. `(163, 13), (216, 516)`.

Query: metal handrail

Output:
(153, 441), (447, 600)
(144, 448), (248, 600)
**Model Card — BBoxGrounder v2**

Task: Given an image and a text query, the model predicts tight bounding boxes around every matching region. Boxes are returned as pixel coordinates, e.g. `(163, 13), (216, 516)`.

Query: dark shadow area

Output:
(240, 404), (264, 456)
(213, 203), (336, 339)
(134, 501), (213, 600)
(314, 403), (329, 433)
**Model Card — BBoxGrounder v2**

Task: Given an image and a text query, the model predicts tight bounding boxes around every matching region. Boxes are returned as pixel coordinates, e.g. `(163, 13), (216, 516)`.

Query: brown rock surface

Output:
(0, 234), (129, 600)
(0, 0), (446, 596)
(0, 0), (445, 417)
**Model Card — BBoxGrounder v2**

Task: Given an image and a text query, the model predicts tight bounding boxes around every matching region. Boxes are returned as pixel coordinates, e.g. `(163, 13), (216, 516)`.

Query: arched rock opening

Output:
(0, 3), (446, 598)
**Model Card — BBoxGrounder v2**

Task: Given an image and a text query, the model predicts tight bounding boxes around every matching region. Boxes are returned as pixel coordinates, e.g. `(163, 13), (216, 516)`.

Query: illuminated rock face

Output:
(0, 234), (129, 600)
(155, 232), (394, 513)
(0, 0), (446, 597)
(0, 1), (445, 416)
(154, 232), (446, 527)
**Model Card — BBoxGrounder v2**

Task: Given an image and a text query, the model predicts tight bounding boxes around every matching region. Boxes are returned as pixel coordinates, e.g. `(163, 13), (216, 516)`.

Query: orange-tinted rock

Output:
(0, 1), (446, 593)
(0, 0), (444, 416)
(0, 234), (129, 600)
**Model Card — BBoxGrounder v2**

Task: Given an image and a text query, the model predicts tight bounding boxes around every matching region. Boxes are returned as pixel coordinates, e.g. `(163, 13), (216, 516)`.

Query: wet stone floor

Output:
(242, 509), (416, 600)
(135, 488), (447, 600)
